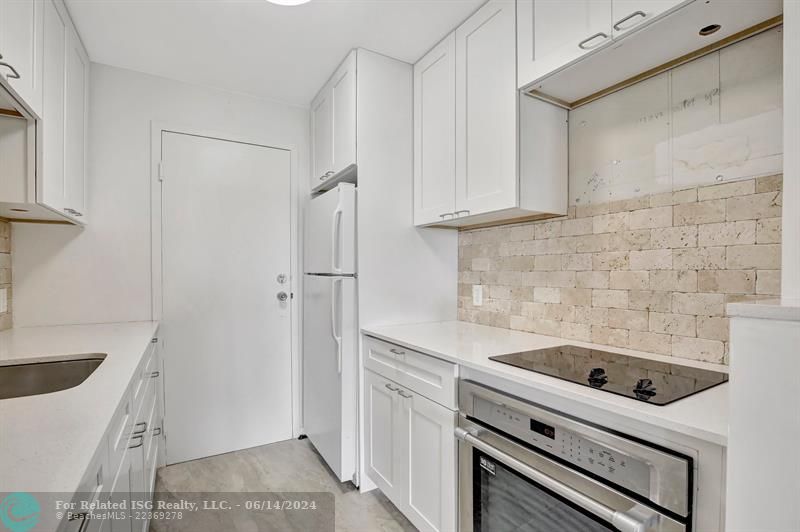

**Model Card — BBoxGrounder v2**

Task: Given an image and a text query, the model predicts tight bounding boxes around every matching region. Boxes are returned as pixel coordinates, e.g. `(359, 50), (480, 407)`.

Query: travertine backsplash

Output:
(0, 220), (11, 331)
(458, 175), (783, 364)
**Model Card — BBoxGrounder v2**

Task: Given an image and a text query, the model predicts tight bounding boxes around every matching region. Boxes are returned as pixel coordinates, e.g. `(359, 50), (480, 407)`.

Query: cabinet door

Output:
(364, 369), (403, 503)
(0, 0), (44, 115)
(109, 451), (134, 532)
(310, 86), (333, 188)
(611, 0), (685, 37)
(63, 20), (88, 220)
(330, 51), (356, 175)
(401, 392), (457, 532)
(413, 34), (456, 226)
(517, 0), (612, 89)
(455, 0), (518, 218)
(39, 0), (67, 214)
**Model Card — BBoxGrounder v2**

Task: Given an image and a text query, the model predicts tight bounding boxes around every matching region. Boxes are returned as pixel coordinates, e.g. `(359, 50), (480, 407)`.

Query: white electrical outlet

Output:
(472, 285), (483, 306)
(0, 288), (7, 313)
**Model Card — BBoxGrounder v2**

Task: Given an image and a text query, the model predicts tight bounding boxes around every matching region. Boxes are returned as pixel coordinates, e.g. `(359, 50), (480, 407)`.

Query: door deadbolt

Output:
(277, 274), (287, 284)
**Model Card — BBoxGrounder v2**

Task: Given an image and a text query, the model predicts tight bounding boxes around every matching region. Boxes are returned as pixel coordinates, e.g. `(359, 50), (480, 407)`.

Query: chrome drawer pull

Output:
(150, 371), (160, 378)
(613, 10), (646, 31)
(455, 428), (656, 532)
(578, 32), (610, 50)
(0, 61), (20, 79)
(385, 383), (399, 392)
(397, 390), (412, 398)
(439, 212), (454, 219)
(454, 210), (470, 216)
(128, 435), (144, 449)
(389, 348), (405, 356)
(153, 427), (162, 436)
(133, 422), (147, 435)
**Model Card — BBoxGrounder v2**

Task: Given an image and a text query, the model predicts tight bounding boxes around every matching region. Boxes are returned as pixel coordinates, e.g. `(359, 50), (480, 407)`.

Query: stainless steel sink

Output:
(0, 354), (106, 399)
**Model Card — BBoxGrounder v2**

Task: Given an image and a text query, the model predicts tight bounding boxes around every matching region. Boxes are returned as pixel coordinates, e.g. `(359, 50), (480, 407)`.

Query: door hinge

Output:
(158, 161), (166, 181)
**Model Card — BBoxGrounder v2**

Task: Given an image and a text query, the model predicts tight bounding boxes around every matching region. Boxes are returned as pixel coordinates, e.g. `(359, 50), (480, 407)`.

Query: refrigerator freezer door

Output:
(302, 274), (358, 482)
(305, 183), (356, 275)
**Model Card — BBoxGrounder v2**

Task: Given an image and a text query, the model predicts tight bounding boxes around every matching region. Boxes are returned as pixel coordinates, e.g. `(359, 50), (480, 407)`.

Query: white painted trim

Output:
(783, 0), (800, 301)
(149, 121), (303, 438)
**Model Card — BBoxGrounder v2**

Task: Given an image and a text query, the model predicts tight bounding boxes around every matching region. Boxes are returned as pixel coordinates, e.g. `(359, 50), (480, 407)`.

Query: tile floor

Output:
(150, 437), (416, 532)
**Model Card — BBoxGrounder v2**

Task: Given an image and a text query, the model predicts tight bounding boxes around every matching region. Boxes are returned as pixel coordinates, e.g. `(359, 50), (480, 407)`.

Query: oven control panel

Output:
(474, 398), (651, 498)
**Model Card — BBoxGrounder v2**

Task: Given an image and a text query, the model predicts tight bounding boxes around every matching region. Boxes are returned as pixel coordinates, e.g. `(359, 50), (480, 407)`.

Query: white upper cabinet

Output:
(0, 0), (44, 117)
(63, 19), (88, 220)
(455, 0), (518, 219)
(310, 50), (356, 192)
(611, 0), (685, 37)
(518, 0), (781, 102)
(39, 0), (66, 215)
(330, 53), (356, 177)
(311, 88), (333, 187)
(413, 33), (456, 226)
(39, 0), (88, 223)
(517, 0), (612, 90)
(413, 0), (567, 228)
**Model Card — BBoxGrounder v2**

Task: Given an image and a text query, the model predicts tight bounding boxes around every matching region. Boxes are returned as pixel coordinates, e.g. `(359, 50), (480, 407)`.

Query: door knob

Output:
(277, 291), (289, 302)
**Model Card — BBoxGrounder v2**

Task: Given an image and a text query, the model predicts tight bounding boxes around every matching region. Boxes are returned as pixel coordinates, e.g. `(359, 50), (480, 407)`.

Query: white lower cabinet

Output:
(63, 336), (164, 532)
(364, 360), (457, 532)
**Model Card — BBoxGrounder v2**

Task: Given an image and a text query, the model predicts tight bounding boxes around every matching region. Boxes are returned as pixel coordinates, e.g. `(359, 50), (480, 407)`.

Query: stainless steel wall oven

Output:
(456, 380), (694, 532)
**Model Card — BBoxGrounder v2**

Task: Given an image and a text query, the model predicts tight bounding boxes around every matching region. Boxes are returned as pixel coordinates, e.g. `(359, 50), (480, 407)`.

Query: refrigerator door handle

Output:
(331, 206), (343, 274)
(331, 278), (343, 374)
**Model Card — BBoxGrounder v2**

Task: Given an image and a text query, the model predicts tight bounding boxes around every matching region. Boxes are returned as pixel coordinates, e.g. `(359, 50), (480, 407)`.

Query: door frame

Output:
(149, 121), (303, 442)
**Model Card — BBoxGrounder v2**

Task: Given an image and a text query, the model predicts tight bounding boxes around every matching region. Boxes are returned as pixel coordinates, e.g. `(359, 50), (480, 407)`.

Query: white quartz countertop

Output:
(727, 298), (800, 322)
(362, 321), (729, 446)
(0, 321), (159, 493)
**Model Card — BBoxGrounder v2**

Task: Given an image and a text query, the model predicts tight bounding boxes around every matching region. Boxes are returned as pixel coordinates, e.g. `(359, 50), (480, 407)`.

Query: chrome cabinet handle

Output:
(0, 61), (20, 79)
(150, 371), (160, 378)
(128, 435), (144, 449)
(64, 207), (83, 217)
(439, 212), (454, 219)
(455, 210), (470, 216)
(153, 427), (162, 436)
(389, 348), (405, 356)
(132, 422), (147, 435)
(578, 32), (610, 50)
(68, 512), (91, 532)
(319, 170), (335, 180)
(455, 428), (656, 532)
(385, 383), (399, 392)
(397, 390), (412, 398)
(613, 10), (647, 31)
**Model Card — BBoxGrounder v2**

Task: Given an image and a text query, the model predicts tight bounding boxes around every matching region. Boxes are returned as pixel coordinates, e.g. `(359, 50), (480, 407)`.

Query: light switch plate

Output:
(0, 288), (7, 313)
(472, 285), (483, 306)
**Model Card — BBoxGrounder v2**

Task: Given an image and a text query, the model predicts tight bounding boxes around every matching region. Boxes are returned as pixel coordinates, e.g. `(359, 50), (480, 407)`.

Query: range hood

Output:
(524, 0), (783, 109)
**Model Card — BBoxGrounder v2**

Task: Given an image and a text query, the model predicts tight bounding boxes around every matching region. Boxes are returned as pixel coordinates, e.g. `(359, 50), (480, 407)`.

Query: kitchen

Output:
(0, 0), (797, 531)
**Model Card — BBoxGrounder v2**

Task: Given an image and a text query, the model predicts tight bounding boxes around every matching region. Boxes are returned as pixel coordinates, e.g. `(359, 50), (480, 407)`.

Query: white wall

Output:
(783, 0), (800, 301)
(12, 63), (309, 327)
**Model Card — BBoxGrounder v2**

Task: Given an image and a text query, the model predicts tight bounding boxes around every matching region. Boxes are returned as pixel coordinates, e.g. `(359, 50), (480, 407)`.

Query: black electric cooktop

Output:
(489, 345), (728, 405)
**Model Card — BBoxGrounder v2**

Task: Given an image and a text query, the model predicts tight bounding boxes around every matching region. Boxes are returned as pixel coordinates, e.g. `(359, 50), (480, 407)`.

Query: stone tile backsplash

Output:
(458, 175), (783, 364)
(0, 220), (11, 331)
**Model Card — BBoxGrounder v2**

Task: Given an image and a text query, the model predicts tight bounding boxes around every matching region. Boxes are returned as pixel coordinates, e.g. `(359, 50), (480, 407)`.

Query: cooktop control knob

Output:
(588, 368), (609, 388)
(633, 378), (657, 401)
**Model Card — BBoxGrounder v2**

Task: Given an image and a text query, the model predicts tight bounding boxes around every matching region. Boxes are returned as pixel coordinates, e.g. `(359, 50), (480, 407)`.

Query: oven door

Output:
(457, 418), (687, 532)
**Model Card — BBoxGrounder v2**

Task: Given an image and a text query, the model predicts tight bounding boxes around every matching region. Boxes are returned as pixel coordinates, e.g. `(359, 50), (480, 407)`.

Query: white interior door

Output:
(161, 131), (293, 464)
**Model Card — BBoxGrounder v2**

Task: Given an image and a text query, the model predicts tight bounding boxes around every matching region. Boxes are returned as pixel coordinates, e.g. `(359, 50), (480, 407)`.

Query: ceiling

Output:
(65, 0), (485, 107)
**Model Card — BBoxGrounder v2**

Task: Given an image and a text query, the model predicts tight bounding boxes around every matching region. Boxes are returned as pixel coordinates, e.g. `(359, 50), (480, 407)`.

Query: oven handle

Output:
(455, 427), (657, 532)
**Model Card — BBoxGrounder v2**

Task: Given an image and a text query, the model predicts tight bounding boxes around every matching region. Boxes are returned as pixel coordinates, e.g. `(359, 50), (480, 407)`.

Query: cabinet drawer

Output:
(131, 342), (156, 407)
(108, 391), (133, 480)
(364, 336), (457, 409)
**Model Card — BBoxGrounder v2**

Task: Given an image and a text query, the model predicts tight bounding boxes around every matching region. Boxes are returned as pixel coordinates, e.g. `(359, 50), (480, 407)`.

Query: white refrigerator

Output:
(303, 183), (358, 483)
